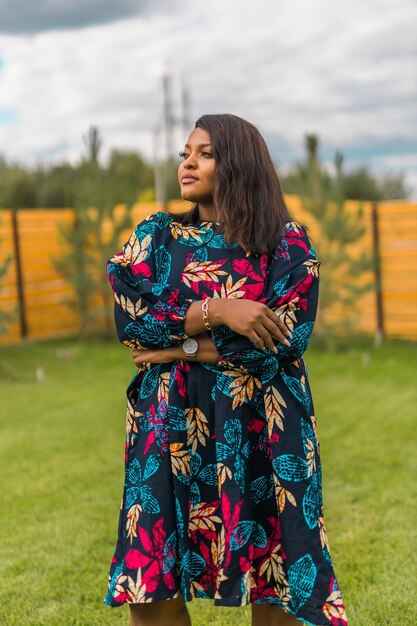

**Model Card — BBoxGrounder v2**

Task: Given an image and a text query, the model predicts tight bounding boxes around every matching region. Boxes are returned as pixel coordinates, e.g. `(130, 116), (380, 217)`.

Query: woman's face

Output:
(178, 127), (216, 208)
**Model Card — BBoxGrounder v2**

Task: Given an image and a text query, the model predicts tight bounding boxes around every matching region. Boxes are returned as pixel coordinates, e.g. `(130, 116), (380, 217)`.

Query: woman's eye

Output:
(202, 151), (213, 158)
(179, 150), (188, 159)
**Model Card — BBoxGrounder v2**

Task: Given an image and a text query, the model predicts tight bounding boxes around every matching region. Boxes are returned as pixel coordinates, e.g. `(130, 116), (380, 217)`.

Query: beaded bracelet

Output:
(202, 298), (212, 331)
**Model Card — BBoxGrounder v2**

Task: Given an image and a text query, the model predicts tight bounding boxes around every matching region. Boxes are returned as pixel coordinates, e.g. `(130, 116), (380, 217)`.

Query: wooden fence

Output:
(0, 197), (416, 345)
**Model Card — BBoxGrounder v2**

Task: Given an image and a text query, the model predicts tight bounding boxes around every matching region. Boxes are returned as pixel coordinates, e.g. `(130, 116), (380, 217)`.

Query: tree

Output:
(53, 128), (132, 334)
(282, 144), (410, 201)
(295, 134), (374, 339)
(164, 156), (182, 201)
(83, 125), (101, 164)
(106, 150), (154, 206)
(340, 166), (381, 201)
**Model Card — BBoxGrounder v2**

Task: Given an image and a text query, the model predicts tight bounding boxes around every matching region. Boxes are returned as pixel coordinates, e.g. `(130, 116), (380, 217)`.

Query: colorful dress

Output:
(103, 210), (348, 626)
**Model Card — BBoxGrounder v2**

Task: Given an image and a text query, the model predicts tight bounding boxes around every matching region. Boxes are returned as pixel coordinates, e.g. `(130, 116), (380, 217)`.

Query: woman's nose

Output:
(184, 154), (197, 168)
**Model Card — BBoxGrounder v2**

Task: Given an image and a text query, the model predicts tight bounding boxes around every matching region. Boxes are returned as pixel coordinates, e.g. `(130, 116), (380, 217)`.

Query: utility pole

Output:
(153, 72), (191, 211)
(181, 81), (191, 138)
(153, 123), (166, 211)
(162, 73), (174, 160)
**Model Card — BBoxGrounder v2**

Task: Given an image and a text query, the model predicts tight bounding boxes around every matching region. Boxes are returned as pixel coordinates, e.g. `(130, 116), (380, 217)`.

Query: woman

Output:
(104, 114), (348, 626)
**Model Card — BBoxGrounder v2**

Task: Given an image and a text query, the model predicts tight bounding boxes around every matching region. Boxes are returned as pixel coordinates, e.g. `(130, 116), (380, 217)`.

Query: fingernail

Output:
(288, 331), (293, 338)
(273, 346), (278, 354)
(284, 339), (291, 347)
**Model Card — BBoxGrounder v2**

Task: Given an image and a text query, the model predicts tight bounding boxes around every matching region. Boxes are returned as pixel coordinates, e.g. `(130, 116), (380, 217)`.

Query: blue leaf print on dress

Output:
(153, 246), (171, 295)
(234, 454), (246, 491)
(207, 234), (239, 249)
(104, 562), (124, 605)
(153, 211), (174, 229)
(302, 420), (317, 454)
(277, 322), (315, 363)
(230, 521), (267, 550)
(125, 458), (142, 485)
(125, 317), (173, 348)
(224, 419), (241, 447)
(191, 247), (209, 263)
(287, 553), (317, 613)
(241, 440), (252, 458)
(189, 452), (202, 475)
(250, 475), (274, 506)
(143, 454), (161, 480)
(273, 454), (309, 482)
(215, 372), (234, 397)
(189, 481), (201, 506)
(174, 496), (186, 558)
(251, 522), (268, 548)
(273, 274), (291, 297)
(302, 419), (318, 476)
(167, 405), (186, 430)
(182, 550), (206, 577)
(214, 324), (235, 343)
(162, 531), (177, 574)
(198, 464), (219, 486)
(280, 371), (310, 411)
(322, 546), (333, 566)
(125, 487), (140, 509)
(303, 473), (321, 529)
(139, 365), (161, 399)
(216, 442), (232, 461)
(139, 485), (160, 513)
(272, 235), (290, 262)
(125, 457), (161, 513)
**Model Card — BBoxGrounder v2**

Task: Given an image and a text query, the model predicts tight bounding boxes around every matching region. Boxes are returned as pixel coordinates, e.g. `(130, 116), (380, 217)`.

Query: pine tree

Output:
(297, 134), (373, 339)
(53, 127), (132, 335)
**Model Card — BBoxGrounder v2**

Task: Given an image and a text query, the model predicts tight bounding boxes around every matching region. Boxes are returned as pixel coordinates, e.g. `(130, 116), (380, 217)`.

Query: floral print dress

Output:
(103, 210), (348, 626)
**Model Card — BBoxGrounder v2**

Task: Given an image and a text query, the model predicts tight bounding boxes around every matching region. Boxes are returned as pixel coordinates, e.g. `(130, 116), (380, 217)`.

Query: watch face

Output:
(183, 338), (198, 355)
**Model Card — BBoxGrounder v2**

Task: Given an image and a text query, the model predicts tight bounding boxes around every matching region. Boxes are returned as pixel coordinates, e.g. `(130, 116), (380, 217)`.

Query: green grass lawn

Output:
(0, 336), (416, 626)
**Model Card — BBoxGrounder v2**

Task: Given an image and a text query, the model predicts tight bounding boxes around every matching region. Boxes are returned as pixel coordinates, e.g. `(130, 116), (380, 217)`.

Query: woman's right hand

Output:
(209, 298), (292, 353)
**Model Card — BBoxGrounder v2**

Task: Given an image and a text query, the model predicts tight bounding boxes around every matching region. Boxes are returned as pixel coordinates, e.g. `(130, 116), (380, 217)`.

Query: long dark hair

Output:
(172, 113), (294, 255)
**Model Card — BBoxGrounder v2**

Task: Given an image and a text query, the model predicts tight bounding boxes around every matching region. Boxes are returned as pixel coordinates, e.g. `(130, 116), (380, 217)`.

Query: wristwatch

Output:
(182, 337), (199, 357)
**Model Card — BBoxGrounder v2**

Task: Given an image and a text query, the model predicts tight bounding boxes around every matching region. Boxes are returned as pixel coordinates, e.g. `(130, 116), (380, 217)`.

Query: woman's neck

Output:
(197, 203), (219, 223)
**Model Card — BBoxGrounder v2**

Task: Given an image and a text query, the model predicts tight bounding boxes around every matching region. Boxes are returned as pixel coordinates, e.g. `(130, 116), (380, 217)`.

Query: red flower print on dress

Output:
(131, 262), (152, 277)
(174, 361), (191, 399)
(135, 518), (176, 593)
(125, 549), (142, 570)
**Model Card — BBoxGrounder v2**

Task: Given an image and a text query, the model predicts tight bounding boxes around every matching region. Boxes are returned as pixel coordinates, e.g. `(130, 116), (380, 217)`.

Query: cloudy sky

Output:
(0, 0), (416, 193)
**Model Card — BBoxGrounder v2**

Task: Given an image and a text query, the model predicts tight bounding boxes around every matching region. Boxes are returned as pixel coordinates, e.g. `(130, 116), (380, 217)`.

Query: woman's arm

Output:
(131, 333), (219, 366)
(210, 222), (321, 374)
(107, 212), (193, 350)
(184, 299), (291, 352)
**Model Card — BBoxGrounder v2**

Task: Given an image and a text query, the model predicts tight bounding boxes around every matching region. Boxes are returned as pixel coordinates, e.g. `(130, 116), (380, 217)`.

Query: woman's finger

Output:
(262, 318), (291, 347)
(253, 326), (277, 353)
(265, 308), (292, 337)
(250, 331), (266, 351)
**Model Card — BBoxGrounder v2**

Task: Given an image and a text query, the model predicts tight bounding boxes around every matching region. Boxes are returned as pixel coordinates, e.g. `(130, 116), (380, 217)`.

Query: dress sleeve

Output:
(106, 212), (192, 349)
(211, 221), (321, 374)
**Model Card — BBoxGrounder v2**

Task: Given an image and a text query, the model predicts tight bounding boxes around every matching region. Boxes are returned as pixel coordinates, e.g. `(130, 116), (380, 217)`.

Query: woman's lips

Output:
(181, 175), (198, 184)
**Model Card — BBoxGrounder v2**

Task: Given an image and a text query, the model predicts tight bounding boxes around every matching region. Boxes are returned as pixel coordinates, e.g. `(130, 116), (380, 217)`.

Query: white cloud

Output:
(0, 0), (415, 190)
